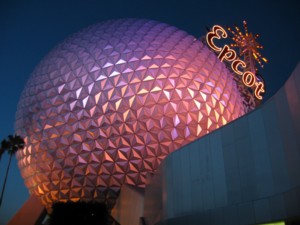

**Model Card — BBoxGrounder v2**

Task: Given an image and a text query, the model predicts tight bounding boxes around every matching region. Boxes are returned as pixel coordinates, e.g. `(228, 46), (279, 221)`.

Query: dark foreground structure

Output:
(8, 63), (300, 225)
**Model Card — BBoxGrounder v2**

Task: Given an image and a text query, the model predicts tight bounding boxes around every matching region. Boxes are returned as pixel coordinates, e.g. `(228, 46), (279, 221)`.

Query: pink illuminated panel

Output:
(15, 19), (245, 209)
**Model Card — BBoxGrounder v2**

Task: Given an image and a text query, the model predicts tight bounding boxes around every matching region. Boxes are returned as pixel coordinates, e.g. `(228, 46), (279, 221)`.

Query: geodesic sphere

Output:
(15, 19), (245, 208)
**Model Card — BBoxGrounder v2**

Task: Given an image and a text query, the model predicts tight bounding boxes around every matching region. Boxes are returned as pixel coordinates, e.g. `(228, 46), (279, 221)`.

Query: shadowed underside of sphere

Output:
(15, 19), (245, 209)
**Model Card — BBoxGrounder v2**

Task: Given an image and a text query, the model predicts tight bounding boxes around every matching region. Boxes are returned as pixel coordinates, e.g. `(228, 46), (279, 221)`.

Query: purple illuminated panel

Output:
(15, 19), (245, 209)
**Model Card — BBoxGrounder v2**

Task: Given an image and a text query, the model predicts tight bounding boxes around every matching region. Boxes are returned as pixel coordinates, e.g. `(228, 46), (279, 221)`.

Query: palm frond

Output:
(1, 135), (25, 156)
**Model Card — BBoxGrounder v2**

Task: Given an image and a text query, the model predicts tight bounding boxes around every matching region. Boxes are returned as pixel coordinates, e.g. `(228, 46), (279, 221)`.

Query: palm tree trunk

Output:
(0, 153), (12, 208)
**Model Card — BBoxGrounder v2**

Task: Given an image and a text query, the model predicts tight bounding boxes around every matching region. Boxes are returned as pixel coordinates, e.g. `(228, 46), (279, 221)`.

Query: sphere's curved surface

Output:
(15, 19), (245, 208)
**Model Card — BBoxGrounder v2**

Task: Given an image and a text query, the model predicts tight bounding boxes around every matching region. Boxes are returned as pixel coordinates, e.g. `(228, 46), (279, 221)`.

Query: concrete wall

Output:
(112, 185), (144, 225)
(144, 62), (300, 225)
(8, 195), (45, 225)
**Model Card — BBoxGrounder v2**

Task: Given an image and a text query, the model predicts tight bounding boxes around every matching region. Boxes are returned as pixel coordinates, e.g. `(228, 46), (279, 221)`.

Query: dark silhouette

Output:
(0, 135), (25, 208)
(49, 201), (119, 225)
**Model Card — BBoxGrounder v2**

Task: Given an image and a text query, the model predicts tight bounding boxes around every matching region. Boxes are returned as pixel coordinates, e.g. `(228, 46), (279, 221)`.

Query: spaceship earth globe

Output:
(15, 19), (245, 209)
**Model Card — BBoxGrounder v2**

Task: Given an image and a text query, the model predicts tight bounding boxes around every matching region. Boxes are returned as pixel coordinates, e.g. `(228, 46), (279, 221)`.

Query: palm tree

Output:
(0, 134), (25, 208)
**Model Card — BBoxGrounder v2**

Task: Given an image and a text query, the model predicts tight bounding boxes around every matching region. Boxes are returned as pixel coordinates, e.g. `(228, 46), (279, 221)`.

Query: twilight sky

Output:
(0, 0), (299, 224)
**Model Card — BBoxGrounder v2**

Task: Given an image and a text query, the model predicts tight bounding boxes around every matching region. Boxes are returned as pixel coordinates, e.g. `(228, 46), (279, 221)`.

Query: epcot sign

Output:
(206, 25), (265, 100)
